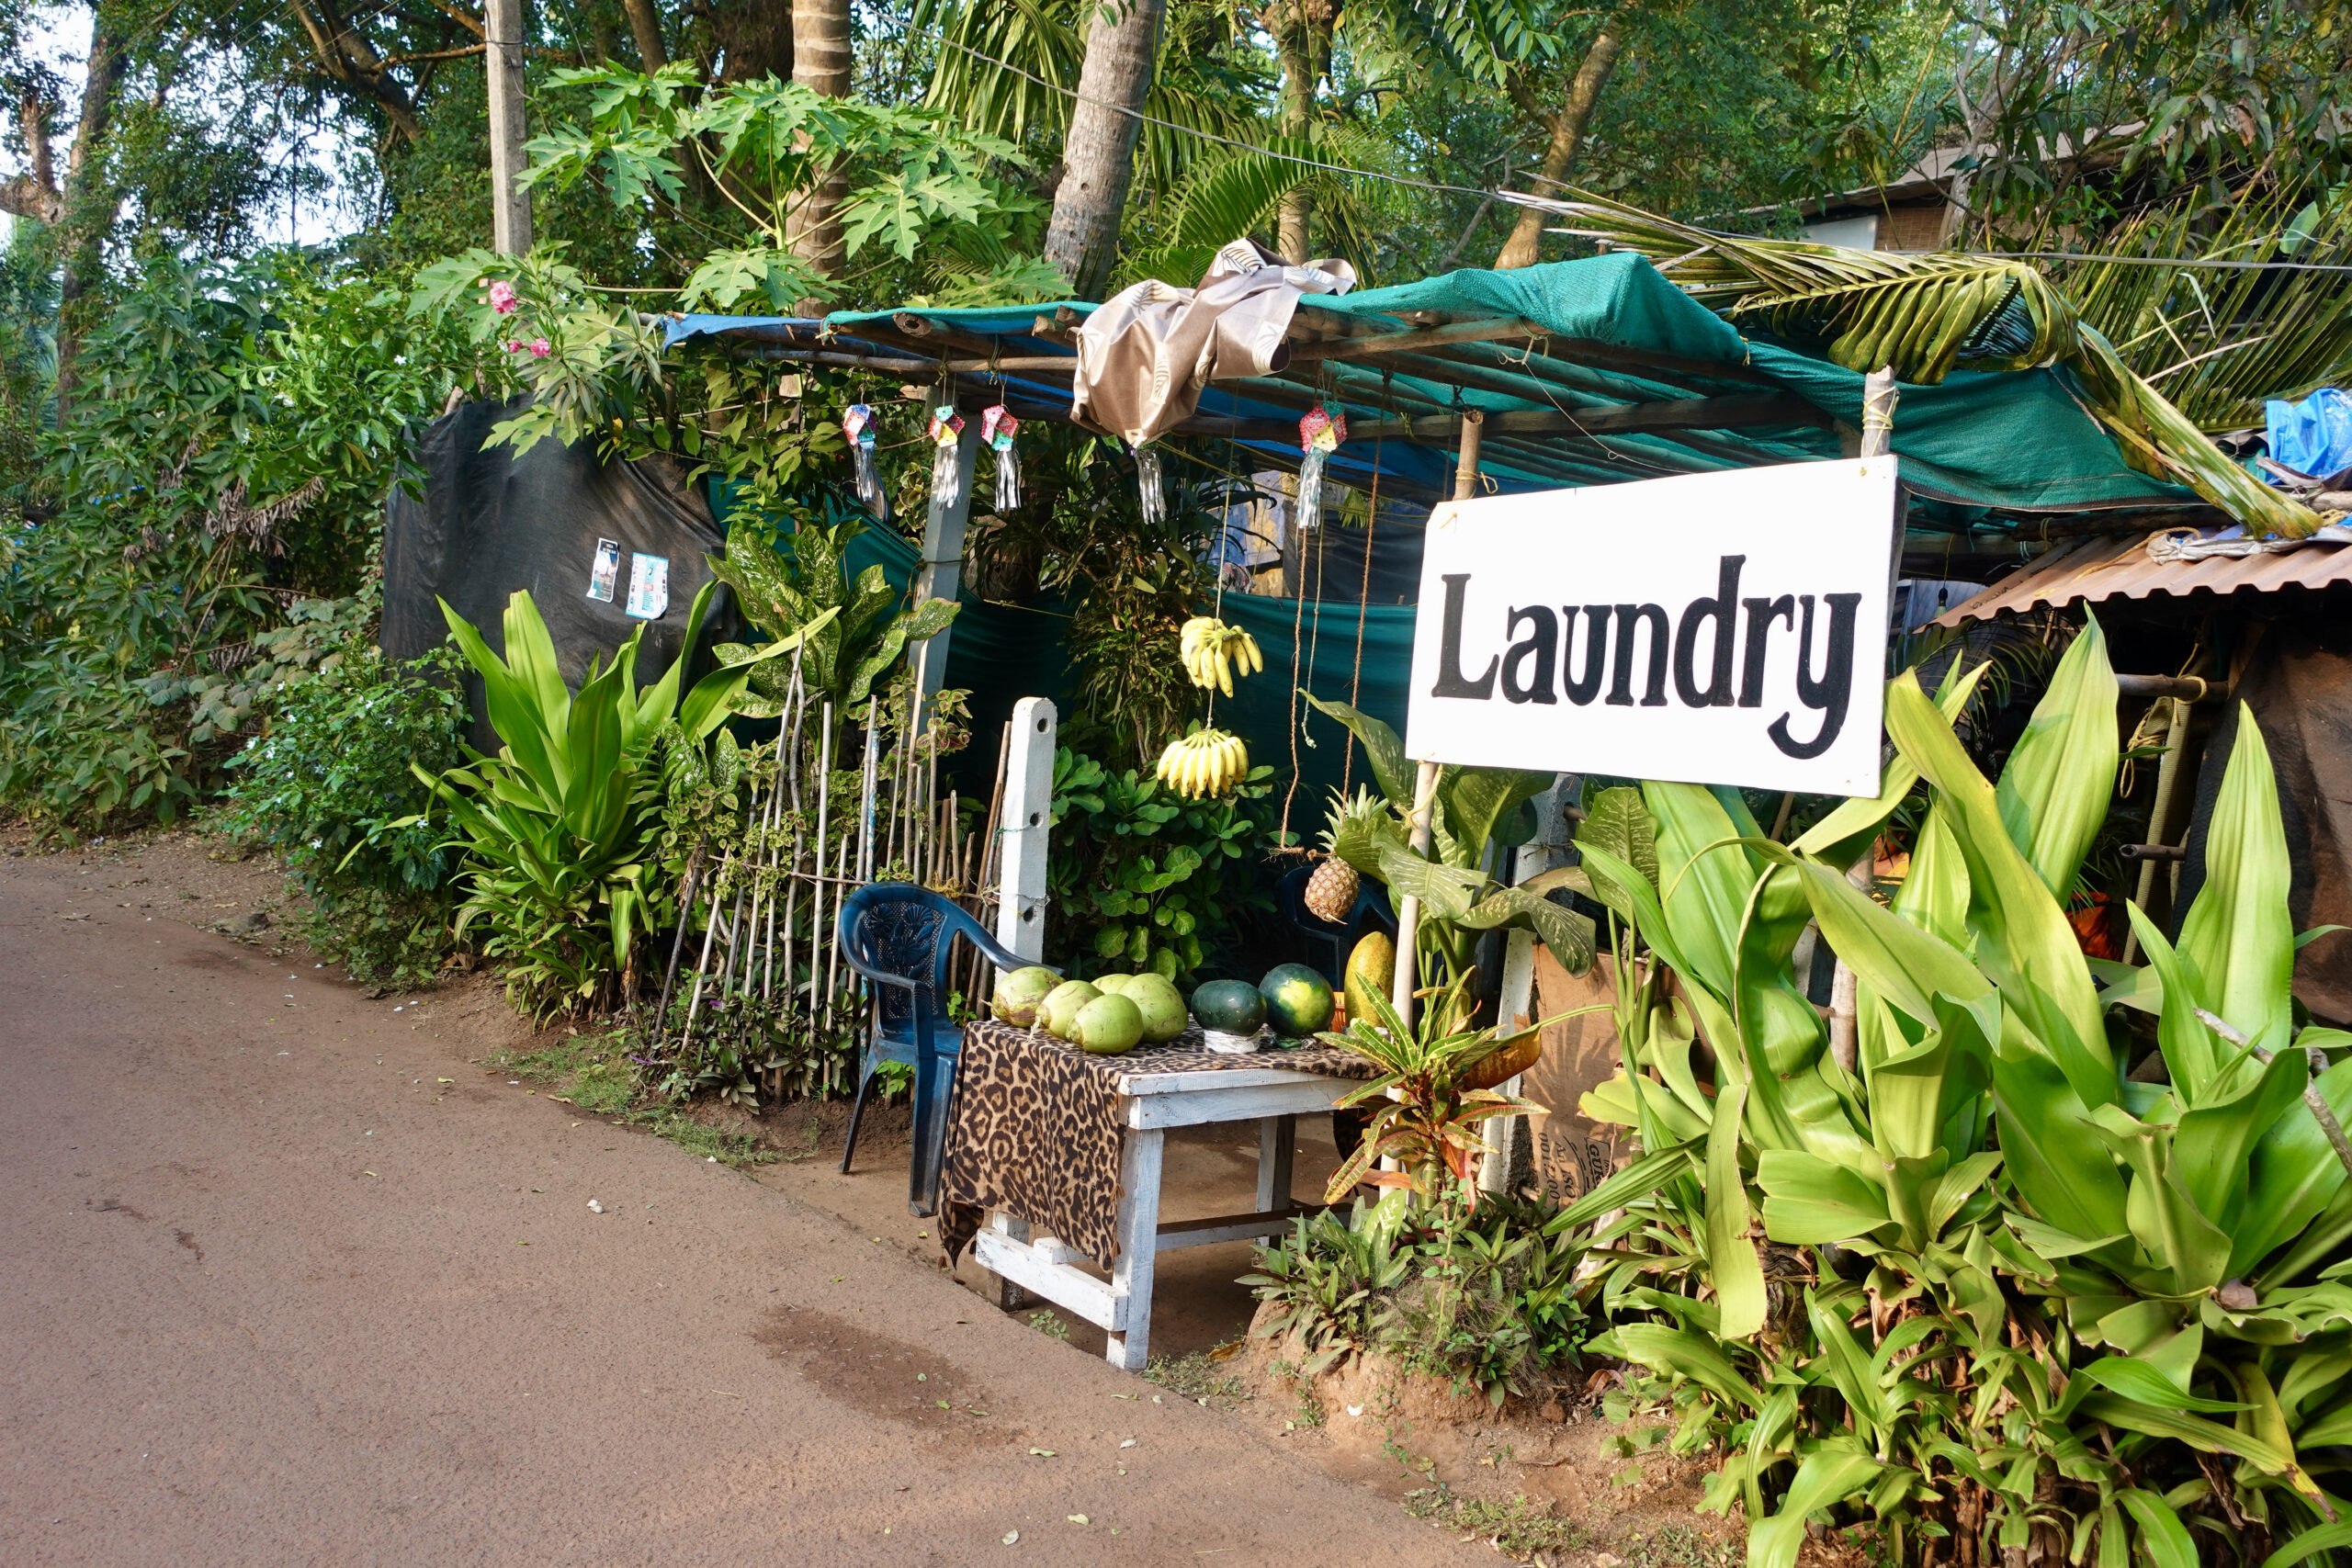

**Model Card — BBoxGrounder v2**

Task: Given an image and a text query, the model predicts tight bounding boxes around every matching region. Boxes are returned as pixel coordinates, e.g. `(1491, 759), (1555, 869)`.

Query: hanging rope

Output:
(1279, 464), (1310, 848)
(1342, 429), (1383, 799)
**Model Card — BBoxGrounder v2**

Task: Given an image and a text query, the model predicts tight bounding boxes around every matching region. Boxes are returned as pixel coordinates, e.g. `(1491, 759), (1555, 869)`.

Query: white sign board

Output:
(1406, 458), (1896, 796)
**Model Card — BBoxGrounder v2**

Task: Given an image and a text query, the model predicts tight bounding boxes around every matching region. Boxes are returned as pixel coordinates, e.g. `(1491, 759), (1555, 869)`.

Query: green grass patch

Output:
(1142, 1348), (1250, 1408)
(1403, 1490), (1736, 1565)
(490, 1032), (774, 1169)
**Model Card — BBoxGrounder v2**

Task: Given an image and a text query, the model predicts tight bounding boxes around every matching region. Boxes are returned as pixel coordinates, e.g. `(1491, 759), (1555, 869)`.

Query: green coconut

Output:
(1125, 976), (1189, 1043)
(1040, 979), (1102, 1040)
(991, 964), (1062, 1027)
(1091, 973), (1136, 996)
(1071, 993), (1145, 1055)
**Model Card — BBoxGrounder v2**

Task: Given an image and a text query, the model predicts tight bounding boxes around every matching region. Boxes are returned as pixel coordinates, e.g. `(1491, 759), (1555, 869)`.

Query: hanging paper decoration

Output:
(928, 405), (967, 512)
(842, 403), (882, 512)
(1295, 403), (1347, 533)
(1134, 442), (1168, 527)
(983, 405), (1022, 511)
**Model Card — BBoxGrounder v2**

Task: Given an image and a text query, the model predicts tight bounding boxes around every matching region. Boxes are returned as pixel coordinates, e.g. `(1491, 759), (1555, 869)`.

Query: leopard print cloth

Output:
(939, 1020), (1375, 1269)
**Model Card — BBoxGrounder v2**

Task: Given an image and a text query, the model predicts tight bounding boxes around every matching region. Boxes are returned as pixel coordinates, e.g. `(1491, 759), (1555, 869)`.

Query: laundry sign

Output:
(1405, 459), (1898, 796)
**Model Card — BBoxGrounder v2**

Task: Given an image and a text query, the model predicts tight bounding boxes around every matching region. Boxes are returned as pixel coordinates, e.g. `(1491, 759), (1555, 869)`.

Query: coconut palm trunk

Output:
(1043, 0), (1166, 299)
(787, 0), (854, 287)
(1491, 25), (1623, 270)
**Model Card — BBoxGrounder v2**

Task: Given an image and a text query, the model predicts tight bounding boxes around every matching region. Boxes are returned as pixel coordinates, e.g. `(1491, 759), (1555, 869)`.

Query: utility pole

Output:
(486, 0), (533, 254)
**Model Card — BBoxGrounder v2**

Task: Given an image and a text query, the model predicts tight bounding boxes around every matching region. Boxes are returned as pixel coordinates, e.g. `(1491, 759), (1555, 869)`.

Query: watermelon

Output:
(1260, 963), (1335, 1038)
(1190, 978), (1266, 1036)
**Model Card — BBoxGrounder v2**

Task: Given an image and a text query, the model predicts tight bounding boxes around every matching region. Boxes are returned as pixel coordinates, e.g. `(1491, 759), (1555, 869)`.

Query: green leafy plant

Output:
(1570, 617), (2352, 1568)
(415, 581), (823, 1019)
(1317, 976), (1560, 1206)
(1246, 1152), (1693, 1401)
(1046, 744), (1276, 980)
(1306, 694), (1597, 983)
(217, 630), (468, 989)
(705, 519), (957, 730)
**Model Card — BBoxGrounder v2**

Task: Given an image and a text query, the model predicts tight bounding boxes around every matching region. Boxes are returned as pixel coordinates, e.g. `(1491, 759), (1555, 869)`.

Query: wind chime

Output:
(984, 404), (1021, 510)
(842, 402), (881, 511)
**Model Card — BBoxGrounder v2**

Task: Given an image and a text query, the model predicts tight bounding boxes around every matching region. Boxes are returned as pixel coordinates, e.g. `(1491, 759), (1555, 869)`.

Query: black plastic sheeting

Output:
(1285, 516), (1425, 607)
(384, 398), (736, 750)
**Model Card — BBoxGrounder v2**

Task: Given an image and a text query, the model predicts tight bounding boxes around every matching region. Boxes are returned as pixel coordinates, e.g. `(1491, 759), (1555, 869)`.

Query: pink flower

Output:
(527, 338), (551, 358)
(502, 340), (521, 353)
(487, 278), (518, 314)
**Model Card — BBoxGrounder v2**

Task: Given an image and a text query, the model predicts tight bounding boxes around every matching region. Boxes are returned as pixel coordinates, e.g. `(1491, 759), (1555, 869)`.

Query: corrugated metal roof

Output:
(1932, 530), (2352, 625)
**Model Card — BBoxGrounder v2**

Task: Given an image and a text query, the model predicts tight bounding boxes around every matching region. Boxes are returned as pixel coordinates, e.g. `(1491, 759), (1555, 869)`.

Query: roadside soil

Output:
(0, 828), (1501, 1568)
(2, 821), (1749, 1566)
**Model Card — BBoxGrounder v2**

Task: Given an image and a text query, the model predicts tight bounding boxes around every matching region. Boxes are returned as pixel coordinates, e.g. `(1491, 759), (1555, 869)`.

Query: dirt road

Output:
(0, 849), (1476, 1567)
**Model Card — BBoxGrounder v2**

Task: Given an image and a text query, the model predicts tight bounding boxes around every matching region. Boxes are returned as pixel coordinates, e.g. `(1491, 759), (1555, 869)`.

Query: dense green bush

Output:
(1046, 743), (1281, 981)
(217, 622), (468, 989)
(0, 254), (501, 833)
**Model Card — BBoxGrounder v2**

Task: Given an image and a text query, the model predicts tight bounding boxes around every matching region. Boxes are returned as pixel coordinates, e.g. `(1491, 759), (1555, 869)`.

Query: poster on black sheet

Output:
(1405, 459), (1897, 797)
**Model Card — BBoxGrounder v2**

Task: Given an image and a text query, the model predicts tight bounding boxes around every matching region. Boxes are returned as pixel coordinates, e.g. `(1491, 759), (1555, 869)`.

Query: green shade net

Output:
(691, 250), (2199, 831)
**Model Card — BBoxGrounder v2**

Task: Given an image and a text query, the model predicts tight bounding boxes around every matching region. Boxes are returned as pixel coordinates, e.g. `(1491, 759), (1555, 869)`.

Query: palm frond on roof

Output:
(1550, 191), (2326, 539)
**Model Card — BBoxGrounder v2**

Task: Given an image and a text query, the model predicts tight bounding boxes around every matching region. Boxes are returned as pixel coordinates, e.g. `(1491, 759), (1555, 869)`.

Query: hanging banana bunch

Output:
(1154, 728), (1250, 799)
(1179, 616), (1262, 697)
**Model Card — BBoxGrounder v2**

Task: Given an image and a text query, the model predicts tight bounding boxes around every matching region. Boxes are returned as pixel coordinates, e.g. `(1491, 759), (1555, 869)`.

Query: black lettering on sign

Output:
(1607, 604), (1669, 707)
(1431, 573), (1498, 699)
(1500, 606), (1558, 705)
(1672, 556), (1745, 708)
(1563, 606), (1611, 706)
(1738, 594), (1794, 708)
(1769, 592), (1861, 759)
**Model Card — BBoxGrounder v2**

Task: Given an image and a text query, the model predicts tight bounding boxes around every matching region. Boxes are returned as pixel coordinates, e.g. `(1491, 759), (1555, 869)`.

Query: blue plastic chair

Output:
(834, 883), (1048, 1217)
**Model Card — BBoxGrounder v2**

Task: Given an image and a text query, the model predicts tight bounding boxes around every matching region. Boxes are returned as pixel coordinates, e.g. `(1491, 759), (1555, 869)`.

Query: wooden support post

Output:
(1391, 412), (1487, 1035)
(1480, 774), (1577, 1193)
(2121, 695), (2193, 964)
(484, 0), (533, 254)
(1257, 1115), (1298, 1213)
(996, 696), (1057, 964)
(1102, 1128), (1167, 1371)
(915, 403), (980, 724)
(1826, 367), (1897, 1076)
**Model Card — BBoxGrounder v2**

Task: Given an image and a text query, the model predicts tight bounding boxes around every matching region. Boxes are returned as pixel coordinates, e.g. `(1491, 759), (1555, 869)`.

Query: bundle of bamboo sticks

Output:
(650, 654), (1015, 1104)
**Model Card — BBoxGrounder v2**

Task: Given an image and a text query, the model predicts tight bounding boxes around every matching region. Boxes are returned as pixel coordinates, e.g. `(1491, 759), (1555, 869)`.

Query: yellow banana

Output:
(1239, 633), (1262, 673)
(1215, 648), (1234, 697)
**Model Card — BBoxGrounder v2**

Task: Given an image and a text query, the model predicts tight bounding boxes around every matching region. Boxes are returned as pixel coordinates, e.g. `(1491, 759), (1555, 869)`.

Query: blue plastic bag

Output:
(2265, 388), (2352, 479)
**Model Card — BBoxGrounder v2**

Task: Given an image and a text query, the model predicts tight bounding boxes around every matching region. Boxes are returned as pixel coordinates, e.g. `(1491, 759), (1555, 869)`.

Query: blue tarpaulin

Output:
(2267, 388), (2352, 479)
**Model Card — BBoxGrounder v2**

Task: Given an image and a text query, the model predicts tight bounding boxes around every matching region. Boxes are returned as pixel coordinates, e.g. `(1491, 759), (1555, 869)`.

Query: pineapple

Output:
(1303, 790), (1374, 923)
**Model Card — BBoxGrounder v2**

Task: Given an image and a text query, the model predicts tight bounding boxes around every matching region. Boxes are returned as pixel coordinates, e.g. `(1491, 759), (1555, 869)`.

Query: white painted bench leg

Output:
(1257, 1114), (1297, 1218)
(1103, 1127), (1165, 1371)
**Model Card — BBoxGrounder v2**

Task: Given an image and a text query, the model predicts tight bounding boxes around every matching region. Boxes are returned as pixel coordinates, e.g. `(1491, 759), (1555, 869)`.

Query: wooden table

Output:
(970, 1059), (1354, 1371)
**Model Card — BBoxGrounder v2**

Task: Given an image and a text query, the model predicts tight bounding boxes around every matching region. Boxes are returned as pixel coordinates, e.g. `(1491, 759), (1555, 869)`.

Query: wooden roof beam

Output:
(1181, 392), (1836, 444)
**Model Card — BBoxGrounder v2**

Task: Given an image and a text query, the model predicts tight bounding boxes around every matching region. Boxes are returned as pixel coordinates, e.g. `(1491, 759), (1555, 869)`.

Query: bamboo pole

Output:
(1826, 367), (1898, 1076)
(808, 703), (834, 1059)
(1390, 412), (1484, 1032)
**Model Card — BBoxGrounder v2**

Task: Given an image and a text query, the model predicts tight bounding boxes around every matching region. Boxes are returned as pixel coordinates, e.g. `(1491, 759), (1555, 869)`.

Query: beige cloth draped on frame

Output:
(1069, 239), (1357, 447)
